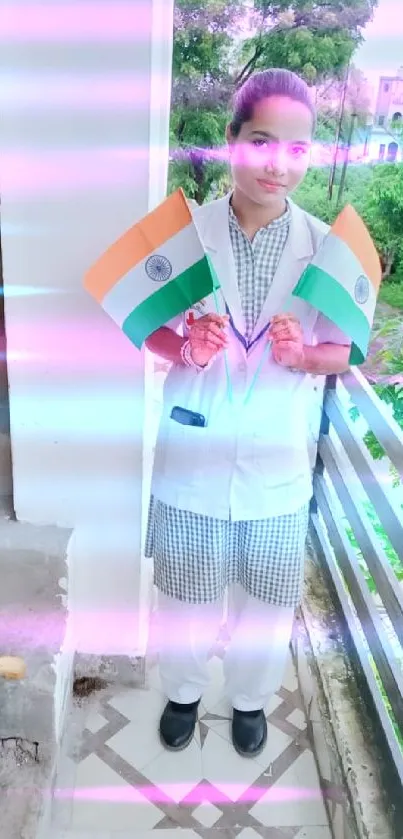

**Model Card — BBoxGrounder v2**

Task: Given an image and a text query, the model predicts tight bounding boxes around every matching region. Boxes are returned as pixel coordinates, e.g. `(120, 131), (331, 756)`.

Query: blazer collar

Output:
(201, 193), (314, 260)
(197, 193), (245, 335)
(249, 199), (317, 343)
(197, 193), (316, 348)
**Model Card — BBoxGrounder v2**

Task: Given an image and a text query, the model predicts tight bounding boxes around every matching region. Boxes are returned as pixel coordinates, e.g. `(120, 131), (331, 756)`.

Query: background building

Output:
(368, 65), (403, 161)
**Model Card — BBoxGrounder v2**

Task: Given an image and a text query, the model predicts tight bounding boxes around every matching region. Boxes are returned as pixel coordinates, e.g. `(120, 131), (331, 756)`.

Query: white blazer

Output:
(151, 194), (346, 520)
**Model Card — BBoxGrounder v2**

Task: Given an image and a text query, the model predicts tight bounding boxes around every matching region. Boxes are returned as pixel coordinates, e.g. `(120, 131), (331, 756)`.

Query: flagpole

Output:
(213, 288), (233, 404)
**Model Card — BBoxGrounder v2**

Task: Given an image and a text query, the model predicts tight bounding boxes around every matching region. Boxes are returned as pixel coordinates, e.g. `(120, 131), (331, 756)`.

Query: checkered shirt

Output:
(228, 201), (291, 340)
(145, 200), (308, 608)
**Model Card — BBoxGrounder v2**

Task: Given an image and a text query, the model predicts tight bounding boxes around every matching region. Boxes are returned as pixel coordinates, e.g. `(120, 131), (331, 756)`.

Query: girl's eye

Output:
(291, 145), (308, 158)
(250, 140), (307, 157)
(251, 139), (269, 148)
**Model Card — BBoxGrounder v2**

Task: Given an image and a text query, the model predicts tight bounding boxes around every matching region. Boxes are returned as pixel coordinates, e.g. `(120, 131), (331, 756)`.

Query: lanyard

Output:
(213, 289), (271, 405)
(225, 304), (270, 355)
(243, 340), (272, 406)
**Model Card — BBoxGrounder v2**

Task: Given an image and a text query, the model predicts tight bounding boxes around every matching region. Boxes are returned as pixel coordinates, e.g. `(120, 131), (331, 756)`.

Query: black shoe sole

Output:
(231, 721), (268, 758)
(159, 727), (196, 752)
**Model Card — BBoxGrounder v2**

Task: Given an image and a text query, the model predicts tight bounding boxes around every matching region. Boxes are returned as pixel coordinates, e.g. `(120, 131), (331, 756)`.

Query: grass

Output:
(378, 282), (403, 311)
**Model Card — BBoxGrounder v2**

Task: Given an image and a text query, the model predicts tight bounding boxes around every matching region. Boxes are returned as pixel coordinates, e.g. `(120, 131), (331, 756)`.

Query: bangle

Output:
(180, 339), (203, 370)
(180, 339), (215, 372)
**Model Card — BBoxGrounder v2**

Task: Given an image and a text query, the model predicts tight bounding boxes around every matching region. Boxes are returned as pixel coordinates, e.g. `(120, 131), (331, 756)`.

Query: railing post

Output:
(310, 374), (338, 515)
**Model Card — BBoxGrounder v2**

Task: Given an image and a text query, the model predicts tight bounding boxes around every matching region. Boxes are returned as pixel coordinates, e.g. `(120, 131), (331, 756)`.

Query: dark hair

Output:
(229, 68), (316, 137)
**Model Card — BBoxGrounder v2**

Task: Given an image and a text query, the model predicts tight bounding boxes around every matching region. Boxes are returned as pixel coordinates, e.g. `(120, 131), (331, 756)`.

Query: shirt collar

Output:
(228, 196), (291, 234)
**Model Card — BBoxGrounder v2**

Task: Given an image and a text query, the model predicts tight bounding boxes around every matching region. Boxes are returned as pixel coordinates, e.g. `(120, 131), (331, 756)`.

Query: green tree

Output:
(237, 23), (353, 88)
(169, 108), (230, 202)
(294, 162), (373, 223)
(169, 0), (377, 203)
(363, 163), (403, 277)
(295, 161), (403, 283)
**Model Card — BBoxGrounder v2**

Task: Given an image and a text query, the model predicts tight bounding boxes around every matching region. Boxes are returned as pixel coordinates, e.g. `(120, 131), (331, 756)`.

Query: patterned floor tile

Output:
(55, 832), (202, 839)
(199, 709), (294, 773)
(201, 727), (269, 802)
(71, 753), (163, 831)
(266, 694), (284, 715)
(54, 833), (112, 838)
(133, 833), (201, 839)
(201, 694), (232, 721)
(237, 830), (297, 839)
(250, 750), (329, 827)
(286, 710), (306, 731)
(294, 827), (332, 838)
(49, 644), (333, 838)
(192, 801), (223, 827)
(107, 684), (165, 723)
(106, 716), (165, 773)
(55, 832), (113, 839)
(255, 723), (294, 770)
(141, 736), (204, 804)
(84, 712), (109, 735)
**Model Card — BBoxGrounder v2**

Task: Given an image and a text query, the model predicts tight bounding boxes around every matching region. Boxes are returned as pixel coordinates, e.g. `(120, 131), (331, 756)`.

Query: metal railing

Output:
(310, 367), (403, 814)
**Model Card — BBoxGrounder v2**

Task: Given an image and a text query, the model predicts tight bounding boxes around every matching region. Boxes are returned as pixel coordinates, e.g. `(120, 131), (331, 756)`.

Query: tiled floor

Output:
(50, 648), (332, 839)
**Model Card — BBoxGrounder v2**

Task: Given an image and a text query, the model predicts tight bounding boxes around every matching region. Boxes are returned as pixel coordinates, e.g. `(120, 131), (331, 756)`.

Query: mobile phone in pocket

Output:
(170, 406), (207, 427)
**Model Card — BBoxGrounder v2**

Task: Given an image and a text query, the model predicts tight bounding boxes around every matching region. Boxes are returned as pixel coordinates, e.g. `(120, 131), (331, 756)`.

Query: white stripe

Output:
(102, 221), (205, 327)
(312, 232), (376, 324)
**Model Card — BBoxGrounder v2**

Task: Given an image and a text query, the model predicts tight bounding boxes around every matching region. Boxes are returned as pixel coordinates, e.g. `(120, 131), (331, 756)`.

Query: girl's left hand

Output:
(269, 314), (305, 370)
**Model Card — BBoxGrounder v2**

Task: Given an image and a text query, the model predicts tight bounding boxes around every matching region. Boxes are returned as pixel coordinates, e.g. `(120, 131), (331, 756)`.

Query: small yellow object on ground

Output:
(0, 656), (26, 680)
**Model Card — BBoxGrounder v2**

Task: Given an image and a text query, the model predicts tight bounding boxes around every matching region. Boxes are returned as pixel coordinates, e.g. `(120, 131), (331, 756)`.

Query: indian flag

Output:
(84, 188), (219, 349)
(292, 204), (382, 365)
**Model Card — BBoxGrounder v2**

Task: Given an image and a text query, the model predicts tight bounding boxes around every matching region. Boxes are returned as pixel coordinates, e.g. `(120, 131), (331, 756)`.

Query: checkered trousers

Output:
(145, 498), (310, 607)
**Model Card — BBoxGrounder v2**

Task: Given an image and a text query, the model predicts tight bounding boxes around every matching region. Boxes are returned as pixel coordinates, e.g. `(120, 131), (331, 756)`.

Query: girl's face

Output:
(227, 95), (313, 209)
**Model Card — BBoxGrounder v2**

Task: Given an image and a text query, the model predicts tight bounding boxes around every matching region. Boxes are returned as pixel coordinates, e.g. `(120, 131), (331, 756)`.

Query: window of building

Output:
(384, 83), (390, 92)
(378, 115), (385, 126)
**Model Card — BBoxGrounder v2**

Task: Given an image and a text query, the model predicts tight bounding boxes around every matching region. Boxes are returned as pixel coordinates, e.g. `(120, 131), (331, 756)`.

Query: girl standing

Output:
(145, 68), (350, 757)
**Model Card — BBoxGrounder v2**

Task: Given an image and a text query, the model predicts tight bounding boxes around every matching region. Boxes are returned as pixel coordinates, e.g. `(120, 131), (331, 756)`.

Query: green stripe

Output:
(122, 254), (219, 349)
(293, 263), (371, 365)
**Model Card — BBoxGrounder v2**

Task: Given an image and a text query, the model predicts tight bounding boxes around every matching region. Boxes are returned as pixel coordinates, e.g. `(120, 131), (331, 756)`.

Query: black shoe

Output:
(231, 708), (267, 757)
(159, 700), (200, 751)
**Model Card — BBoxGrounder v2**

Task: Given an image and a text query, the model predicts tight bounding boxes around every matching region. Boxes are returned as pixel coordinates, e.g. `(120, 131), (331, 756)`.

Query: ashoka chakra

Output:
(145, 254), (172, 282)
(354, 274), (370, 305)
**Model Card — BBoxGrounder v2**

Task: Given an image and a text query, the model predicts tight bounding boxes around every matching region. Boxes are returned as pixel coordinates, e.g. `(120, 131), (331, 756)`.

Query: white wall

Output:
(0, 0), (174, 655)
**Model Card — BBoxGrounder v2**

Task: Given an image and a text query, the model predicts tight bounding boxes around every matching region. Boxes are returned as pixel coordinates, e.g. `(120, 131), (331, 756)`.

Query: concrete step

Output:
(0, 519), (72, 839)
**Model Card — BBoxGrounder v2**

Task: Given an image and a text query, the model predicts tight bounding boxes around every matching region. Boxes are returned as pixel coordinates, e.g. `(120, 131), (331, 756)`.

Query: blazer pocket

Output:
(162, 417), (208, 484)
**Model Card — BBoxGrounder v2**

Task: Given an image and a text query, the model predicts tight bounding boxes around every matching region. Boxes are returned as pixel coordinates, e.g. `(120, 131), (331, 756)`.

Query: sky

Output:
(355, 0), (403, 104)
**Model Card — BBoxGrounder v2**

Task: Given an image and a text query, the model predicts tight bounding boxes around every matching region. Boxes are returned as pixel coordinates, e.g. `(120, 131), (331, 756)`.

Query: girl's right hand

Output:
(188, 314), (229, 367)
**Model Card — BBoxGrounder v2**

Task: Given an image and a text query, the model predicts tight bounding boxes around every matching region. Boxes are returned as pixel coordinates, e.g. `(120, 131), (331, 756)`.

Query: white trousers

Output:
(156, 584), (295, 712)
